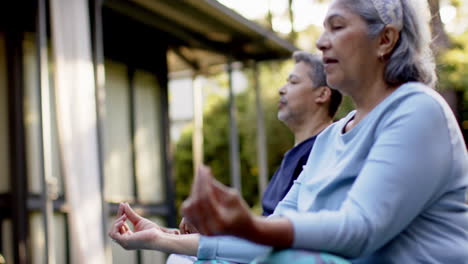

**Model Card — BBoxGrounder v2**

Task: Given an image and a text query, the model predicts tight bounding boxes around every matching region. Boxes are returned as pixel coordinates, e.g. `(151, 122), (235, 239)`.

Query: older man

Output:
(262, 51), (342, 215)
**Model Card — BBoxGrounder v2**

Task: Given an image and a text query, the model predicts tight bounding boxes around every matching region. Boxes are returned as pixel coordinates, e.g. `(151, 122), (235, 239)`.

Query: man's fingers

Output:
(115, 217), (128, 234)
(179, 218), (188, 234)
(116, 214), (126, 222)
(110, 217), (126, 237)
(122, 203), (142, 224)
(169, 228), (181, 235)
(117, 203), (125, 217)
(113, 214), (127, 234)
(120, 221), (131, 234)
(160, 226), (181, 235)
(109, 231), (129, 250)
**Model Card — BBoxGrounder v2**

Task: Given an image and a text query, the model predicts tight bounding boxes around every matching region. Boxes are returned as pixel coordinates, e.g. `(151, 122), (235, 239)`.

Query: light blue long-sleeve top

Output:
(198, 82), (468, 263)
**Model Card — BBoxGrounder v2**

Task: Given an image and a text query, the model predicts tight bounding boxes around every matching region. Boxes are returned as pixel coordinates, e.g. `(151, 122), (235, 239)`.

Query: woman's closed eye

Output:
(330, 24), (344, 31)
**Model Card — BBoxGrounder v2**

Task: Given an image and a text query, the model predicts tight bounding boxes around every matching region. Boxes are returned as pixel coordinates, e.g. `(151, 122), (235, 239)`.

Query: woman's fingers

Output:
(182, 198), (210, 235)
(182, 192), (222, 235)
(183, 164), (239, 235)
(191, 165), (213, 196)
(179, 218), (198, 234)
(183, 164), (213, 233)
(211, 179), (235, 202)
(181, 200), (199, 232)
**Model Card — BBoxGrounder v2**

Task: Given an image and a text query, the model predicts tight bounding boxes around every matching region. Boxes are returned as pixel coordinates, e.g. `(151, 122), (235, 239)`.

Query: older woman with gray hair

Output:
(110, 0), (468, 263)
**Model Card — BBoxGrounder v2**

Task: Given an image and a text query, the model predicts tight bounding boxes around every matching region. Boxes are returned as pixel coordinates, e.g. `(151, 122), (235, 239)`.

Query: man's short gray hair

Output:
(292, 51), (327, 89)
(341, 0), (436, 87)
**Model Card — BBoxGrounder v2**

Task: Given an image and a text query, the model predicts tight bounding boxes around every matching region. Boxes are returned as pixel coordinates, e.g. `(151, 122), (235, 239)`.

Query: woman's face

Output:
(316, 0), (379, 93)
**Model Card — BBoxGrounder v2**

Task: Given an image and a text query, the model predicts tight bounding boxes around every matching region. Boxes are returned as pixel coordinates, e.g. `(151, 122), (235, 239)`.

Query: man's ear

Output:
(315, 86), (331, 104)
(377, 25), (400, 59)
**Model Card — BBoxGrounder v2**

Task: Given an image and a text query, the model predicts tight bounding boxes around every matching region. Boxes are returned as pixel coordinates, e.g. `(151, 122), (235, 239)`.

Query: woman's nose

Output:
(316, 32), (329, 51)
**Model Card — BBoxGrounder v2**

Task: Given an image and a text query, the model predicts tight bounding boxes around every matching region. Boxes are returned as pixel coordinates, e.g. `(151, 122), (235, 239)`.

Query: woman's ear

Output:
(377, 25), (400, 59)
(315, 86), (331, 104)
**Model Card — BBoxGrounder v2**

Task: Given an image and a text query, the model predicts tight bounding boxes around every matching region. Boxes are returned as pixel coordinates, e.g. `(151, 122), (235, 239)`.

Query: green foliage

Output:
(450, 0), (461, 8)
(438, 31), (468, 92)
(335, 96), (355, 120)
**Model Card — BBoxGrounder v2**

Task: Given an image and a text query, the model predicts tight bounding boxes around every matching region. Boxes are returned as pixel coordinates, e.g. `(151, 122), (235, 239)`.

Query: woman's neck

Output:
(346, 80), (398, 132)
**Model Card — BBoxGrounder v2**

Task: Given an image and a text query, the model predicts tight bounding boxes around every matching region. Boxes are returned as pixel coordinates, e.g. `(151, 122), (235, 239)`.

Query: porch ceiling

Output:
(104, 0), (297, 73)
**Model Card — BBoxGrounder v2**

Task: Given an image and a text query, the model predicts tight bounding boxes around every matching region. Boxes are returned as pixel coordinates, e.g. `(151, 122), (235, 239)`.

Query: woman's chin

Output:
(326, 76), (340, 89)
(325, 77), (348, 95)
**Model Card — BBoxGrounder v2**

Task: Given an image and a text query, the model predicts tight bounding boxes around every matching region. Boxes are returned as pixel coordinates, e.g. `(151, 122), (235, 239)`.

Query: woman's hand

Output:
(181, 165), (255, 238)
(108, 203), (180, 250)
(179, 217), (199, 234)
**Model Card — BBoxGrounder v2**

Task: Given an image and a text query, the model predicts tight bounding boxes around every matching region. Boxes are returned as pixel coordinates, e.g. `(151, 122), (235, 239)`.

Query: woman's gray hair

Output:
(341, 0), (436, 87)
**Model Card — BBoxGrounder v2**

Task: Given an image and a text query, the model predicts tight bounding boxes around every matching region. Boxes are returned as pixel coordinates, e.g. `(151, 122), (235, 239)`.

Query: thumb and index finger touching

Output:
(117, 202), (142, 225)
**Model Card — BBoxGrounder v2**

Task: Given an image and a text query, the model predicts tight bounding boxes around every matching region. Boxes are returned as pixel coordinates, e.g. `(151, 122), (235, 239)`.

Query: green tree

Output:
(438, 31), (468, 92)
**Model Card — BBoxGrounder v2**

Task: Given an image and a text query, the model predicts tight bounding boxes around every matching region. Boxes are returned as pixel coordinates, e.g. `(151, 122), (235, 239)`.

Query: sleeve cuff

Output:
(197, 236), (219, 260)
(280, 210), (330, 249)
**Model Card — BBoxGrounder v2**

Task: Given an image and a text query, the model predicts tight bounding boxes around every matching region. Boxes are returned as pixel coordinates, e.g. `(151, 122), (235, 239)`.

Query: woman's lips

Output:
(323, 57), (338, 72)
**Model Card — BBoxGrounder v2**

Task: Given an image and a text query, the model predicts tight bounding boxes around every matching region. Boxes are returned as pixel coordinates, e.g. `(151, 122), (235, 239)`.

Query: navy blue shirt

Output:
(261, 136), (316, 216)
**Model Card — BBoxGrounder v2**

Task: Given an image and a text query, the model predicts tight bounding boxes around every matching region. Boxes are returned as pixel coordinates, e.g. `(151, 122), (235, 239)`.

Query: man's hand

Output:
(109, 203), (179, 250)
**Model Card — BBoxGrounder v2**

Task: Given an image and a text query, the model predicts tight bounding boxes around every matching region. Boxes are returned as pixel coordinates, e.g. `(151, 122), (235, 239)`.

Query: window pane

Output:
(23, 35), (42, 194)
(107, 216), (137, 264)
(134, 70), (164, 203)
(142, 217), (167, 264)
(48, 55), (64, 196)
(0, 32), (9, 193)
(29, 213), (46, 264)
(54, 213), (67, 264)
(104, 60), (134, 201)
(168, 77), (194, 142)
(1, 219), (13, 263)
(23, 34), (64, 196)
